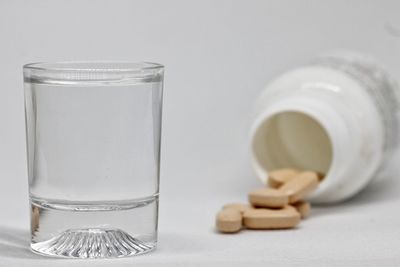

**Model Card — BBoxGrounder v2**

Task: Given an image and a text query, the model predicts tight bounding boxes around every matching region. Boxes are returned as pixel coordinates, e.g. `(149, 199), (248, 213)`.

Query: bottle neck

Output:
(250, 96), (384, 203)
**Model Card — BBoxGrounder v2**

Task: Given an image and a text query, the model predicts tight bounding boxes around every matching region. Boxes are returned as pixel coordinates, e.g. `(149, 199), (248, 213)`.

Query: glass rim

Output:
(24, 61), (163, 72)
(23, 61), (164, 84)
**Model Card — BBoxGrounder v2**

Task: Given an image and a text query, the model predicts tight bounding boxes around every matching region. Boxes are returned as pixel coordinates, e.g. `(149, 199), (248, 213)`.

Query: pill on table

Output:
(223, 203), (253, 214)
(31, 206), (39, 233)
(243, 206), (301, 229)
(268, 168), (301, 188)
(279, 171), (319, 203)
(216, 209), (242, 233)
(292, 201), (311, 219)
(249, 188), (289, 208)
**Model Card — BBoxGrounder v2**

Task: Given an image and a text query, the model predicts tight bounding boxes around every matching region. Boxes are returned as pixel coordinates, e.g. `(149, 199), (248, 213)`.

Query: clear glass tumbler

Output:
(23, 62), (164, 258)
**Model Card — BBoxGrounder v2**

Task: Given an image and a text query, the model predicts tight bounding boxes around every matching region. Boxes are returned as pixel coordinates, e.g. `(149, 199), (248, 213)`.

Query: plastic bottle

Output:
(250, 54), (400, 203)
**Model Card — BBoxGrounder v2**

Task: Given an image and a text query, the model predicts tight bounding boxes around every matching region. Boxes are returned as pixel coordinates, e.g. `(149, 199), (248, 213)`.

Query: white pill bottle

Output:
(250, 54), (400, 203)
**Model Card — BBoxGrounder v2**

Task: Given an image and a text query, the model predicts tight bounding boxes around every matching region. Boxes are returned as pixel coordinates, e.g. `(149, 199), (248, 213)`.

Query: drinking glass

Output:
(23, 62), (164, 258)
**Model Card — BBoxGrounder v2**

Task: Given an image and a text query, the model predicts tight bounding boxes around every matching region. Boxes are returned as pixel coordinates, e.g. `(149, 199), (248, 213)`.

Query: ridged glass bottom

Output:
(31, 228), (155, 258)
(30, 195), (158, 259)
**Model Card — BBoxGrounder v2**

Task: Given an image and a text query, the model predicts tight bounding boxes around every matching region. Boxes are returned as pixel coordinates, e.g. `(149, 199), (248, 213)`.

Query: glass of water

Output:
(23, 62), (164, 258)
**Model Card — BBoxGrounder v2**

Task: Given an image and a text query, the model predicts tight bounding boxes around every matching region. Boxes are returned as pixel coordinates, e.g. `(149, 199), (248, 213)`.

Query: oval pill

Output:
(243, 206), (301, 229)
(216, 209), (242, 233)
(279, 171), (319, 203)
(223, 203), (253, 214)
(268, 168), (301, 188)
(249, 188), (289, 208)
(292, 201), (311, 219)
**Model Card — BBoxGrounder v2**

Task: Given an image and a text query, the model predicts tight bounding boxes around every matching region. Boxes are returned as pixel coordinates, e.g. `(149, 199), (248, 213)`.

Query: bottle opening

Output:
(252, 111), (333, 177)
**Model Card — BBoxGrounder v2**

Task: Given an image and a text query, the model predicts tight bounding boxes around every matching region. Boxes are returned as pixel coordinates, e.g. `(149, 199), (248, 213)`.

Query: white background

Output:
(1, 0), (400, 266)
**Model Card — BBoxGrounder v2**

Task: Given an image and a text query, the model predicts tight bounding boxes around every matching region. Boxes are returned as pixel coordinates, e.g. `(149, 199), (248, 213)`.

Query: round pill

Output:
(223, 203), (253, 214)
(216, 209), (242, 233)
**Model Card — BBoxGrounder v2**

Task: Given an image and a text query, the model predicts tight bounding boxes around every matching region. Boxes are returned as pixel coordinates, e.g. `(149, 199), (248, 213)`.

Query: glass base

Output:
(30, 195), (158, 259)
(31, 228), (155, 258)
